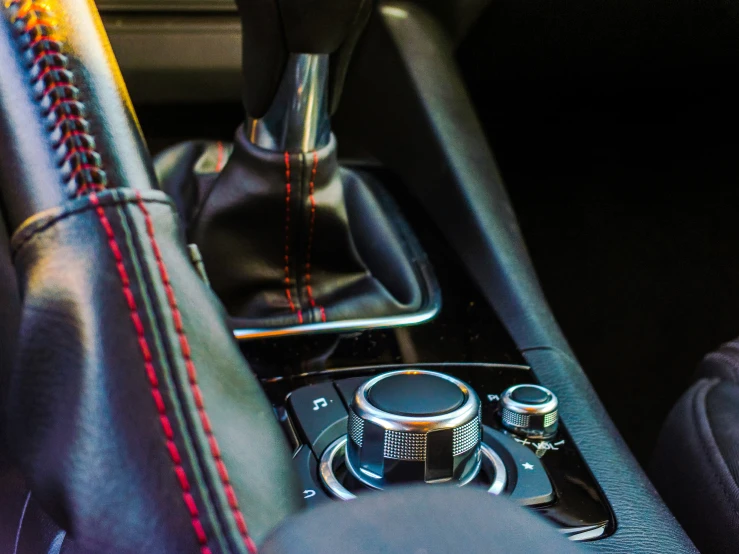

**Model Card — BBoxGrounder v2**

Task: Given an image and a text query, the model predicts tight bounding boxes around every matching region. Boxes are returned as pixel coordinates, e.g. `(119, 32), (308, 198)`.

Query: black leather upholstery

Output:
(155, 129), (436, 332)
(651, 339), (739, 554)
(0, 0), (155, 229)
(0, 1), (303, 552)
(0, 209), (19, 419)
(7, 189), (303, 553)
(0, 450), (66, 554)
(261, 485), (583, 554)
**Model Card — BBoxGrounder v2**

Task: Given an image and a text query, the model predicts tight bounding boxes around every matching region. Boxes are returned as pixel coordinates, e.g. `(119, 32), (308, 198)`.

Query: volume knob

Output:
(500, 384), (559, 439)
(345, 370), (482, 489)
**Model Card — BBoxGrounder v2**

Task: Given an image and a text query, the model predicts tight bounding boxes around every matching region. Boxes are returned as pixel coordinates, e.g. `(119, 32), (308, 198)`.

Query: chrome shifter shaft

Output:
(248, 53), (331, 153)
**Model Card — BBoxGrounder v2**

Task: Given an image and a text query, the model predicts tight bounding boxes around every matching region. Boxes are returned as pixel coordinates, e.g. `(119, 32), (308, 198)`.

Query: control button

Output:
(500, 384), (559, 439)
(368, 373), (465, 416)
(334, 376), (369, 409)
(345, 370), (482, 490)
(483, 428), (554, 507)
(293, 446), (330, 508)
(510, 386), (550, 405)
(288, 383), (347, 457)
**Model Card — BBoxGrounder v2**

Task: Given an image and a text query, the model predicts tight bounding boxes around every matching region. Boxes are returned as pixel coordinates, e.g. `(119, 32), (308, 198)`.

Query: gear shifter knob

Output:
(345, 370), (482, 489)
(236, 0), (372, 121)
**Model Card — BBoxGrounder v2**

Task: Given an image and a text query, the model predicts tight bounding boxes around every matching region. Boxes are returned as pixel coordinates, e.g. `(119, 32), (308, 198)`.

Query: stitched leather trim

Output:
(304, 150), (327, 323)
(135, 192), (258, 554)
(11, 190), (172, 256)
(90, 193), (214, 554)
(283, 152), (303, 323)
(4, 0), (107, 197)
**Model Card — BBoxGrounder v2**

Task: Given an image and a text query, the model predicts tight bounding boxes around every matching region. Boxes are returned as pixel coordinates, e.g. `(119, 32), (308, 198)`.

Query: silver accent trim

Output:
(352, 370), (480, 434)
(319, 437), (356, 501)
(248, 53), (331, 153)
(543, 410), (558, 428)
(501, 408), (530, 428)
(384, 429), (426, 460)
(452, 416), (481, 456)
(348, 409), (364, 447)
(261, 363), (531, 385)
(367, 415), (481, 461)
(319, 437), (507, 500)
(232, 295), (441, 340)
(480, 442), (507, 495)
(559, 524), (608, 541)
(500, 384), (558, 416)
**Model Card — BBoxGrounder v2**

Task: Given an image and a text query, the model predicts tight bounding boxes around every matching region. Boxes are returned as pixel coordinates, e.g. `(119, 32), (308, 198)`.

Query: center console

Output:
(218, 151), (617, 541)
(271, 365), (613, 541)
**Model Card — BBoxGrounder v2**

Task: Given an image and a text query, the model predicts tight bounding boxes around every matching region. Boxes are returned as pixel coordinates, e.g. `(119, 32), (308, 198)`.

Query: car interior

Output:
(0, 0), (737, 552)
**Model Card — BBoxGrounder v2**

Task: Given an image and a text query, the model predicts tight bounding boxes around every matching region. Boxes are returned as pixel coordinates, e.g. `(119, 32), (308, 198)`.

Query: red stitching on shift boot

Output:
(283, 152), (303, 324)
(215, 141), (225, 172)
(135, 192), (258, 554)
(89, 194), (213, 554)
(304, 151), (326, 323)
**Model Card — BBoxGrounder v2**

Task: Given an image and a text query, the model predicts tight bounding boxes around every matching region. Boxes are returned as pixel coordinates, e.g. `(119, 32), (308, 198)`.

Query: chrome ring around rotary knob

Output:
(345, 370), (482, 489)
(500, 384), (559, 439)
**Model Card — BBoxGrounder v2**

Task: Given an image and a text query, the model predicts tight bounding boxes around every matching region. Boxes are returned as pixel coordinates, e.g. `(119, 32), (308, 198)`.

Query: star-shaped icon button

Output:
(522, 462), (535, 471)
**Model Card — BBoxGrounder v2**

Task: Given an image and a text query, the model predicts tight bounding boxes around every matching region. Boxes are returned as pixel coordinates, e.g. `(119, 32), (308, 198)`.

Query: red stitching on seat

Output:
(5, 0), (107, 196)
(135, 192), (258, 554)
(32, 47), (61, 66)
(89, 194), (213, 554)
(35, 63), (64, 80)
(67, 164), (100, 182)
(304, 151), (326, 323)
(49, 97), (79, 114)
(62, 145), (92, 164)
(283, 152), (303, 324)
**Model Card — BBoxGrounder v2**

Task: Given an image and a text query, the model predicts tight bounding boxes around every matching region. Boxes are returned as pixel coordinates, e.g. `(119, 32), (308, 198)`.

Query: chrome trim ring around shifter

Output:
(232, 289), (441, 340)
(319, 436), (506, 500)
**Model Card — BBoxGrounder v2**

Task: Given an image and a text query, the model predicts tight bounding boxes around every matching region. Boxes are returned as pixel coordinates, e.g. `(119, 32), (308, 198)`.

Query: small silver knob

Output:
(345, 370), (482, 489)
(500, 384), (559, 439)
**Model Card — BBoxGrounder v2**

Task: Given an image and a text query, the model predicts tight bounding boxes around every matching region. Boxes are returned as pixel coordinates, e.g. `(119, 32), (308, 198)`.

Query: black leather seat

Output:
(651, 338), (739, 554)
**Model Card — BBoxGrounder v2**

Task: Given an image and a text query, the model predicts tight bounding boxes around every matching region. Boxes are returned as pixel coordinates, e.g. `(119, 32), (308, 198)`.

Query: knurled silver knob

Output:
(500, 384), (559, 439)
(345, 370), (482, 489)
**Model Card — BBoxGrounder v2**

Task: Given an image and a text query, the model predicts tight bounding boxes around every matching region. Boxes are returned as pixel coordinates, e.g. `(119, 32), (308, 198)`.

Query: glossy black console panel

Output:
(261, 363), (615, 541)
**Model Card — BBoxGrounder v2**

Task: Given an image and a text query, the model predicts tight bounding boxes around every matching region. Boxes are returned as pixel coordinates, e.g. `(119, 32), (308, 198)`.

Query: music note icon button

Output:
(287, 382), (348, 456)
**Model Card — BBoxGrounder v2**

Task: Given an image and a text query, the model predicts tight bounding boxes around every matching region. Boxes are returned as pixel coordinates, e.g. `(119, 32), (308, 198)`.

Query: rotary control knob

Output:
(345, 370), (482, 489)
(499, 384), (559, 439)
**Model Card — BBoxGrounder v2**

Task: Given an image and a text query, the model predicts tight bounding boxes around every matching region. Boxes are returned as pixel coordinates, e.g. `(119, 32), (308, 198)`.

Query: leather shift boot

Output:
(155, 127), (438, 331)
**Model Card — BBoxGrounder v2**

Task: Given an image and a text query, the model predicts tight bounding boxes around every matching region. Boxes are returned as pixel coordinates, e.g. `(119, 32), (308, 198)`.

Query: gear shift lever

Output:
(155, 0), (439, 340)
(248, 54), (331, 152)
(235, 0), (371, 113)
(237, 0), (371, 152)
